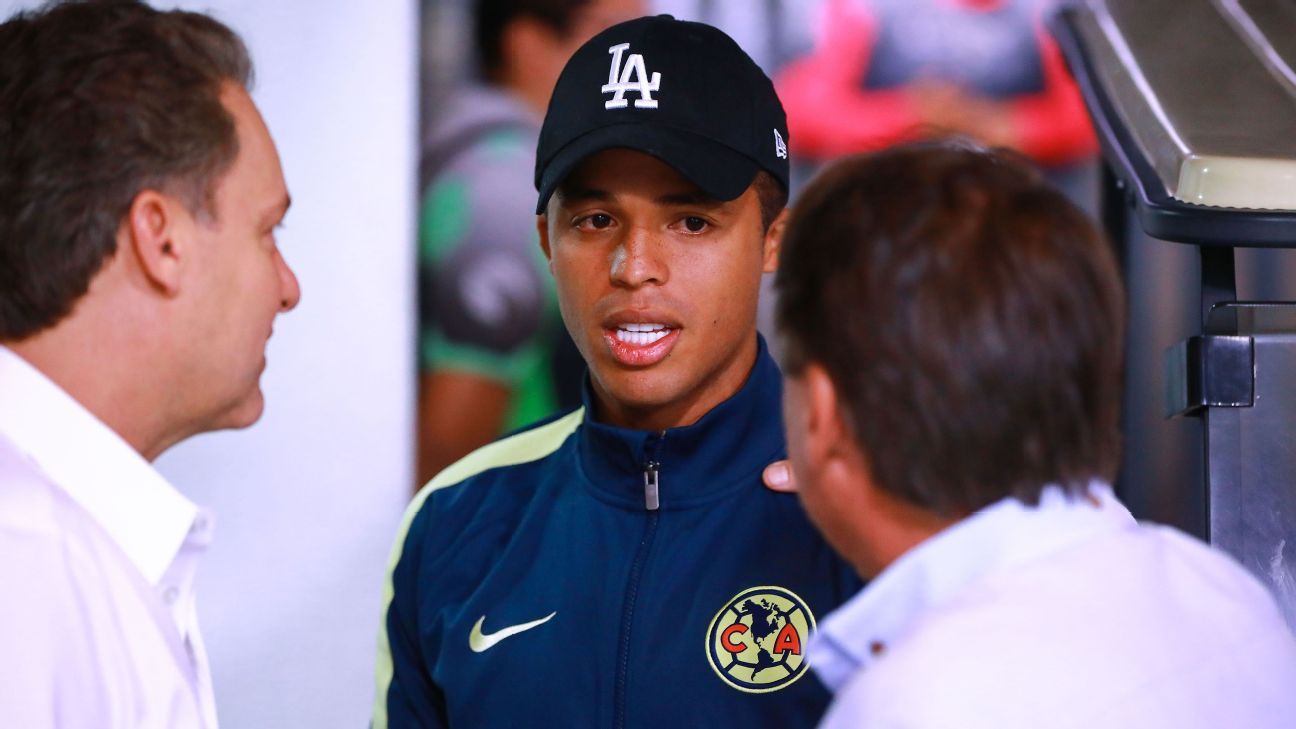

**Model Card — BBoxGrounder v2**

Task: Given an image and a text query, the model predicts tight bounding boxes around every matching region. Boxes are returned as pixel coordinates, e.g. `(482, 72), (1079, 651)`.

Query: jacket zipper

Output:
(642, 460), (660, 511)
(613, 439), (664, 729)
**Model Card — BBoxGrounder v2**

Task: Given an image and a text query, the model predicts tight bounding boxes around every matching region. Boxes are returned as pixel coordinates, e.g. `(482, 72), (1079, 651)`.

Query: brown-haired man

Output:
(0, 2), (298, 726)
(769, 142), (1296, 728)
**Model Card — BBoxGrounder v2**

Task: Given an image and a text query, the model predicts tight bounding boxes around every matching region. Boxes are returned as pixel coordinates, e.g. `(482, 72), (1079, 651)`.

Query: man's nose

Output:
(277, 250), (301, 311)
(609, 227), (668, 288)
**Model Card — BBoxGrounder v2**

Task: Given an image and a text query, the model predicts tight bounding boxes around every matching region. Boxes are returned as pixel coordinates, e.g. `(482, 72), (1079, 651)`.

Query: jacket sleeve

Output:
(372, 500), (447, 728)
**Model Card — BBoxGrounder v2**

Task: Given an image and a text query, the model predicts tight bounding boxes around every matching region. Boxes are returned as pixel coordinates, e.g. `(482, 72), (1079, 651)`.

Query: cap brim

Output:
(535, 123), (760, 214)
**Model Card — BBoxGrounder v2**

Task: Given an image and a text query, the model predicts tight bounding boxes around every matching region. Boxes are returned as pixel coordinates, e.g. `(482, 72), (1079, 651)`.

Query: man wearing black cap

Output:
(373, 14), (860, 729)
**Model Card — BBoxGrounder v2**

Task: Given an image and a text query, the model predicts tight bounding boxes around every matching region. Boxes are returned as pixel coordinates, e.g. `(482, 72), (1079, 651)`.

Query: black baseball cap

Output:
(534, 14), (790, 214)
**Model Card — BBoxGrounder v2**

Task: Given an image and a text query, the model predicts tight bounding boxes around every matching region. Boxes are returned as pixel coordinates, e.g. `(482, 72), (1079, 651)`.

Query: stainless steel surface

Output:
(1071, 0), (1296, 209)
(1207, 326), (1296, 629)
(1227, 0), (1296, 90)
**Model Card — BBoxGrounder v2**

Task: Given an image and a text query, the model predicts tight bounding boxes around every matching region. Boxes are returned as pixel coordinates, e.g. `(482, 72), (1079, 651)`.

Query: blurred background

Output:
(413, 0), (1104, 487)
(2, 0), (1293, 726)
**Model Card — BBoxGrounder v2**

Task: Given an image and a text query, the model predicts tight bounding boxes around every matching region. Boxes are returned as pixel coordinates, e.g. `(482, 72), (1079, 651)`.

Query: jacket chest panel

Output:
(426, 486), (851, 727)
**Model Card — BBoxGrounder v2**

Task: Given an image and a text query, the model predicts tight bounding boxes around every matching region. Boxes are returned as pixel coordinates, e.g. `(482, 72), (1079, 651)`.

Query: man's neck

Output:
(590, 393), (702, 433)
(589, 337), (760, 432)
(850, 489), (960, 579)
(8, 320), (177, 462)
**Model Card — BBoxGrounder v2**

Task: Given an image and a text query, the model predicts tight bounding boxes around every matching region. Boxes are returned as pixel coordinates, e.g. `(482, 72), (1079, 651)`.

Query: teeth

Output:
(622, 323), (665, 332)
(615, 326), (671, 346)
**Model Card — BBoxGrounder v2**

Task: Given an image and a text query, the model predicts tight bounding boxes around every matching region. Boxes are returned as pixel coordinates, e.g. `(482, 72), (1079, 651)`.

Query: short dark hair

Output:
(776, 142), (1124, 515)
(0, 0), (253, 341)
(474, 0), (591, 79)
(753, 171), (787, 232)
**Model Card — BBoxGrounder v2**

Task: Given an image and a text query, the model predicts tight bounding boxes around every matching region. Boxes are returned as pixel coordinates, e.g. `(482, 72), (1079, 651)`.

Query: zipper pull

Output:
(643, 461), (660, 511)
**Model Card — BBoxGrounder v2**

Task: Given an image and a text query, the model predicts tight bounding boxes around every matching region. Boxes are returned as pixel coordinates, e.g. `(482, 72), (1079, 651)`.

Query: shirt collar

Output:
(575, 335), (786, 510)
(810, 481), (1136, 691)
(0, 345), (198, 585)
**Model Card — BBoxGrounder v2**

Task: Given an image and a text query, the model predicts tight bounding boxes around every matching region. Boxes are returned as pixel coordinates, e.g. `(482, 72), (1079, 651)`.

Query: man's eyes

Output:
(570, 213), (712, 233)
(574, 213), (614, 231)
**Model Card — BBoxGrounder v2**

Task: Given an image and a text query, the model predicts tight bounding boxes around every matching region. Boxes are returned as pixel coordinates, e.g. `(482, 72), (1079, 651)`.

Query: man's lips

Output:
(602, 323), (681, 367)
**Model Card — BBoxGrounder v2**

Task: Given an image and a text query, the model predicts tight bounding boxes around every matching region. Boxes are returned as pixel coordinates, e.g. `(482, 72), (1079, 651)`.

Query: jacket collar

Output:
(575, 336), (785, 511)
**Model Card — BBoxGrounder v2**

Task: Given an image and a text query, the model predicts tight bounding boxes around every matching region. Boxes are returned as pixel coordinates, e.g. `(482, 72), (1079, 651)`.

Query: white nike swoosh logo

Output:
(468, 611), (557, 653)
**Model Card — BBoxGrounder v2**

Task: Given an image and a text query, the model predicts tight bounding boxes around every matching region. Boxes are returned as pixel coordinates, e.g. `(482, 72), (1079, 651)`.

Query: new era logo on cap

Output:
(535, 15), (790, 214)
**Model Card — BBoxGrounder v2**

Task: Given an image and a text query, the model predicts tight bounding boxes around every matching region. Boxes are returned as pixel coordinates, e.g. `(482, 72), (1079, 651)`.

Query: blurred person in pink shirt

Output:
(777, 0), (1094, 168)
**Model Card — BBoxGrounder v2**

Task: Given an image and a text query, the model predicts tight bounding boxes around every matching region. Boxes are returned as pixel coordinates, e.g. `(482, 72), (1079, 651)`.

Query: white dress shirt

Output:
(0, 346), (218, 728)
(812, 482), (1296, 729)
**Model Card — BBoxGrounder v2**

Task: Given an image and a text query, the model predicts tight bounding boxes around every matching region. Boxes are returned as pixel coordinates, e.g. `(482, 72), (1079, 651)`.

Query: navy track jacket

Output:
(375, 340), (863, 728)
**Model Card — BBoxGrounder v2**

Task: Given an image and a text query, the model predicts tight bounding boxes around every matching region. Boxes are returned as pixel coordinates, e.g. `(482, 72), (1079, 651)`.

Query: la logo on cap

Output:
(602, 43), (660, 110)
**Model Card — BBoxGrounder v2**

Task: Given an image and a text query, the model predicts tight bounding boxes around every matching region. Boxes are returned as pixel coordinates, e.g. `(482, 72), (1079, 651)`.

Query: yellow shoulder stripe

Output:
(370, 408), (584, 728)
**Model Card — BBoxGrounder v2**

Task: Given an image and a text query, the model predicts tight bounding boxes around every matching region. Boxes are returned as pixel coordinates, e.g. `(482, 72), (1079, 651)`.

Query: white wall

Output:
(162, 2), (418, 726)
(0, 1), (419, 726)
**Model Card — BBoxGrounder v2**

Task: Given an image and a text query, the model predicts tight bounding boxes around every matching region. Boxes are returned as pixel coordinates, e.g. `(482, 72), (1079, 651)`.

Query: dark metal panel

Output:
(1164, 335), (1254, 417)
(1210, 334), (1296, 629)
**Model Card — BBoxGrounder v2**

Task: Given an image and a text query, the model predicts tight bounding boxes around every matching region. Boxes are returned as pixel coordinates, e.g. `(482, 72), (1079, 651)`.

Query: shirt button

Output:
(869, 641), (886, 657)
(163, 586), (180, 604)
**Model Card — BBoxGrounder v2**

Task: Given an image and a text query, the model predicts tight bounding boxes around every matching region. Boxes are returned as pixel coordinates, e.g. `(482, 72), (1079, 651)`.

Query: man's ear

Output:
(537, 214), (554, 270)
(804, 362), (851, 465)
(125, 189), (188, 296)
(762, 207), (788, 274)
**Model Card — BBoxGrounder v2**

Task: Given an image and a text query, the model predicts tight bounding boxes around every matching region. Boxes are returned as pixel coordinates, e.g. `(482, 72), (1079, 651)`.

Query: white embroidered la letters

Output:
(602, 42), (661, 110)
(774, 129), (788, 160)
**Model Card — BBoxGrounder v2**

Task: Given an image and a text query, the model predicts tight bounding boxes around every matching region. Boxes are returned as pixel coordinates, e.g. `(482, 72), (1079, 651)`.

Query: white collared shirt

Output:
(812, 482), (1296, 729)
(0, 346), (218, 729)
